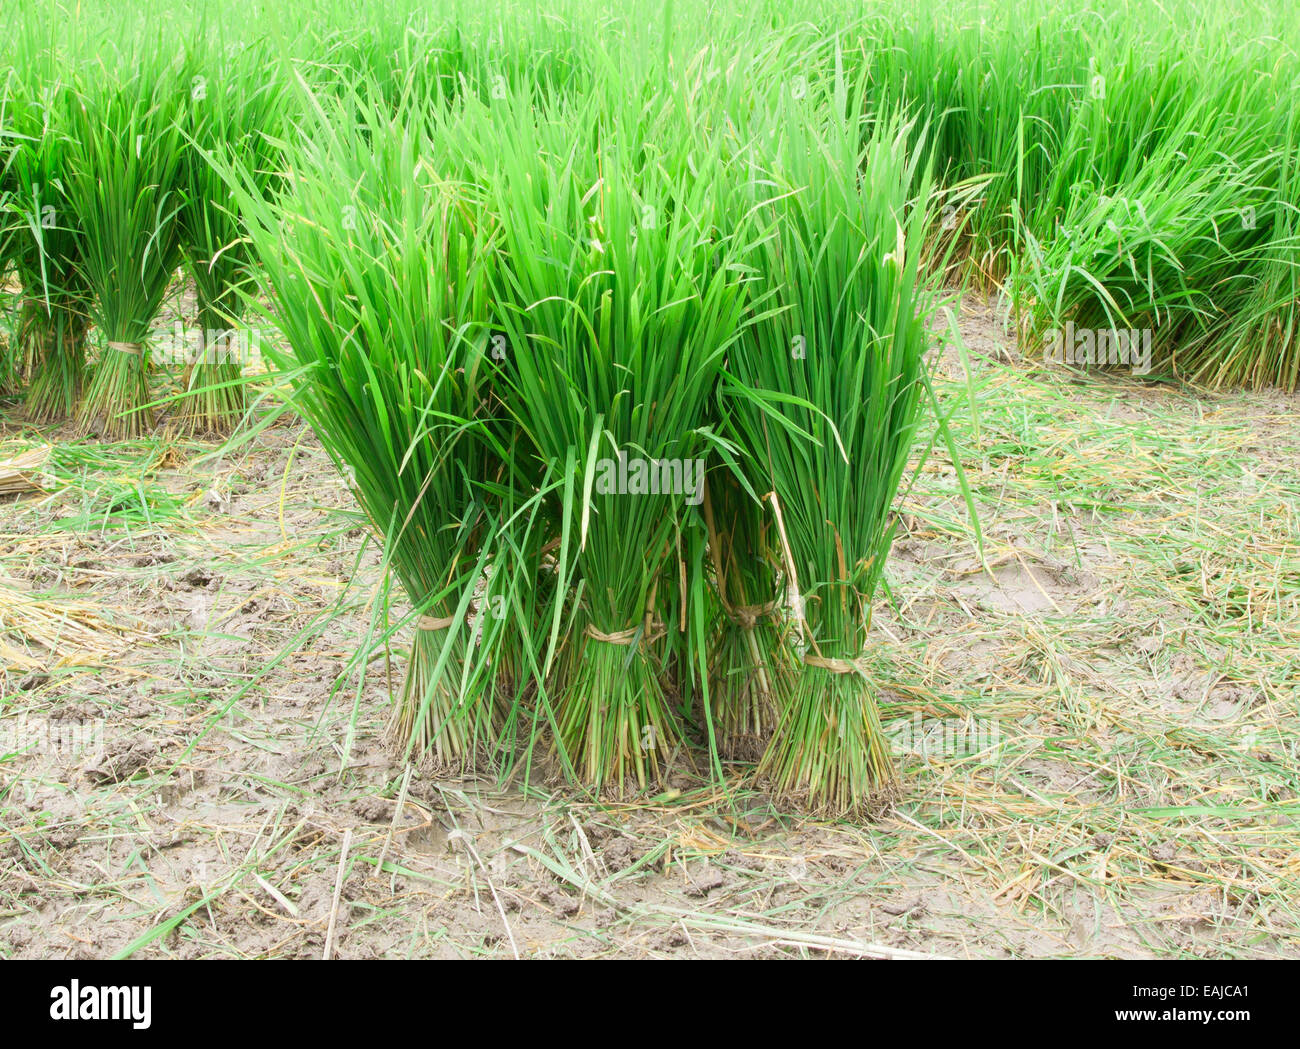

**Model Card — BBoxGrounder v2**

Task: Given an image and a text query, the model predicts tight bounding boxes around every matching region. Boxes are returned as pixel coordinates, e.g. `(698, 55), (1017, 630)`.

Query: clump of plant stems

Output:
(720, 87), (936, 814)
(702, 469), (792, 761)
(478, 83), (753, 796)
(206, 30), (948, 813)
(66, 54), (186, 439)
(173, 40), (284, 435)
(1, 69), (92, 420)
(219, 80), (513, 771)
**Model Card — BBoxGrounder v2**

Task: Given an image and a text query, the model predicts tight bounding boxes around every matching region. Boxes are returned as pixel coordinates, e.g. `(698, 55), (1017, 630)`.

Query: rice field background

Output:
(1, 0), (1298, 959)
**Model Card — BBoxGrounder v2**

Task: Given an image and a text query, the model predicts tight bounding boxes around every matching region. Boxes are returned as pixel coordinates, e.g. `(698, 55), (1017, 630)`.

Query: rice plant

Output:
(173, 40), (285, 435)
(1007, 83), (1279, 378)
(66, 52), (187, 439)
(1, 62), (92, 420)
(479, 83), (753, 795)
(721, 86), (936, 815)
(1181, 79), (1300, 390)
(217, 80), (513, 770)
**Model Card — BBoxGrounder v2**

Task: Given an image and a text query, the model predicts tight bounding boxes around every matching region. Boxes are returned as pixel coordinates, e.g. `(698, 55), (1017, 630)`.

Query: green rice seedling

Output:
(1182, 80), (1300, 391)
(478, 83), (753, 795)
(1, 66), (93, 419)
(216, 79), (512, 770)
(721, 88), (936, 815)
(174, 39), (286, 435)
(855, 9), (1087, 284)
(702, 468), (792, 761)
(66, 52), (187, 439)
(1007, 82), (1277, 376)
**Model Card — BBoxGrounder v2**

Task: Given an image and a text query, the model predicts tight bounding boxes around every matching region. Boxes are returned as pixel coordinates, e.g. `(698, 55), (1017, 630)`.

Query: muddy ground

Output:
(1, 293), (1297, 958)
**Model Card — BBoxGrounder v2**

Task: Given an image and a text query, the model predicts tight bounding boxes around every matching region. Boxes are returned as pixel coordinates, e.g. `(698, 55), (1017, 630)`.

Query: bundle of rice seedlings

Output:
(15, 291), (90, 412)
(218, 80), (510, 770)
(66, 54), (187, 439)
(1183, 82), (1300, 391)
(2, 70), (92, 420)
(174, 42), (285, 435)
(701, 468), (792, 761)
(480, 87), (751, 794)
(1007, 85), (1275, 377)
(721, 91), (935, 815)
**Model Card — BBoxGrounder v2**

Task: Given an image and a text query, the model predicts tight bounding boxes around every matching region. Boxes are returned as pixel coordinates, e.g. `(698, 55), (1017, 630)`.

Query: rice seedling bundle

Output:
(478, 85), (753, 794)
(174, 39), (285, 434)
(219, 81), (512, 770)
(1, 69), (93, 419)
(720, 86), (936, 815)
(1180, 80), (1300, 391)
(702, 467), (792, 761)
(1008, 83), (1279, 375)
(66, 51), (187, 439)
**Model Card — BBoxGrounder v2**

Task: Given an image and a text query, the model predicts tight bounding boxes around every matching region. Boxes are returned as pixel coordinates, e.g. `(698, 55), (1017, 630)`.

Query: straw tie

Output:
(802, 652), (864, 675)
(416, 614), (456, 631)
(107, 341), (144, 357)
(585, 620), (667, 645)
(723, 598), (780, 631)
